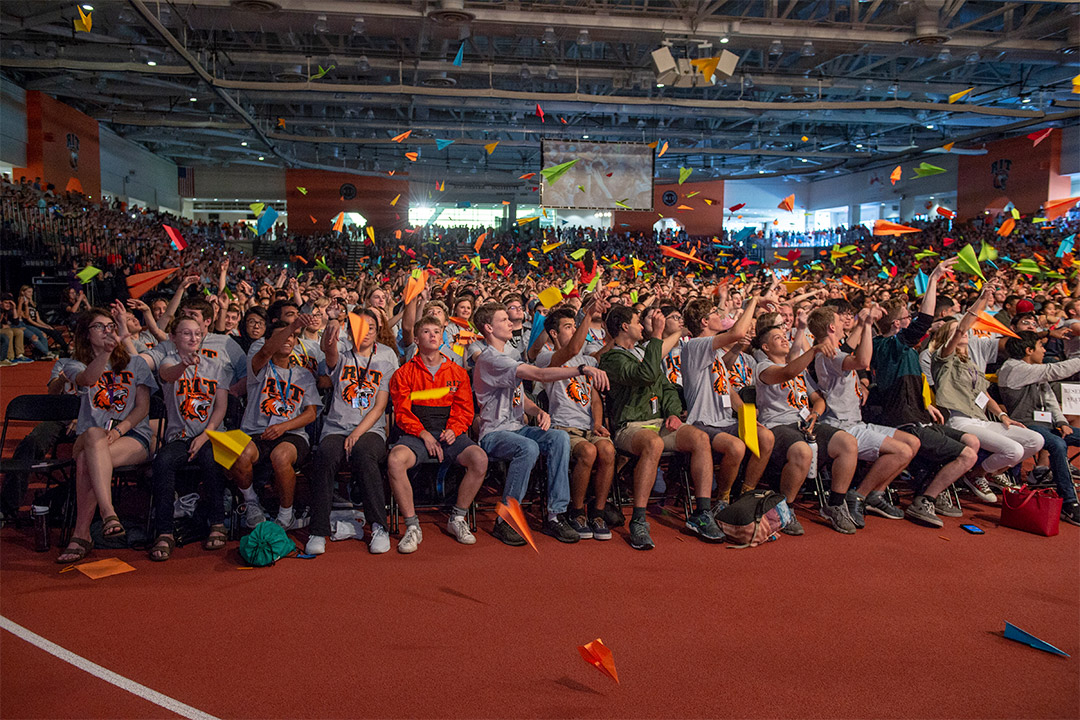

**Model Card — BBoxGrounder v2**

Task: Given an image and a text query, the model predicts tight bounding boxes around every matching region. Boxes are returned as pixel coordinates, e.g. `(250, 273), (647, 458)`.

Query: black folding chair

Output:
(0, 394), (80, 536)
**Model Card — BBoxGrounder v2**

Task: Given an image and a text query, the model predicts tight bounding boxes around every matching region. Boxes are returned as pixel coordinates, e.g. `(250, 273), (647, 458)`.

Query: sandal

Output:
(149, 535), (175, 562)
(101, 515), (126, 540)
(55, 536), (93, 564)
(204, 524), (227, 551)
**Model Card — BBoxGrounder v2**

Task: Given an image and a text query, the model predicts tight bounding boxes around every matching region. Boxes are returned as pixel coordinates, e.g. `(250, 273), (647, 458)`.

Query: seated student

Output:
(808, 304), (921, 527)
(598, 305), (719, 550)
(387, 314), (488, 554)
(871, 260), (981, 527)
(472, 302), (610, 545)
(55, 306), (158, 563)
(754, 324), (860, 534)
(137, 298), (247, 391)
(681, 293), (774, 507)
(536, 303), (615, 540)
(231, 315), (322, 530)
(244, 300), (325, 386)
(929, 288), (1044, 495)
(997, 331), (1080, 526)
(148, 316), (230, 561)
(306, 309), (398, 556)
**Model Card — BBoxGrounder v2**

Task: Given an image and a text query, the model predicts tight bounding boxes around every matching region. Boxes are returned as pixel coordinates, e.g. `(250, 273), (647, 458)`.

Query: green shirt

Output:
(599, 338), (684, 428)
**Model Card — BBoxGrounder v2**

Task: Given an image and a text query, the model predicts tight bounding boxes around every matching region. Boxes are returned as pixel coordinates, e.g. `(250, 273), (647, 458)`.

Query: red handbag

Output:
(1000, 486), (1062, 537)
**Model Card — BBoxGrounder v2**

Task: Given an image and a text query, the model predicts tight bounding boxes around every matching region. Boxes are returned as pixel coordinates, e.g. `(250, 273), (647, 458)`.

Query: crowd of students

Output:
(2, 173), (1079, 562)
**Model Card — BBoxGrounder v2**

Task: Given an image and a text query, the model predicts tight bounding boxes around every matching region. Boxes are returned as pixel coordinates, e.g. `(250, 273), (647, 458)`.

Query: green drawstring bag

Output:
(239, 521), (296, 566)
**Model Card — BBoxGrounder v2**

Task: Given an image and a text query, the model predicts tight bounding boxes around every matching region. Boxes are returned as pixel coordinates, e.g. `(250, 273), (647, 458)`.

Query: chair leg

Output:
(948, 484), (962, 512)
(814, 466), (830, 512)
(681, 464), (693, 520)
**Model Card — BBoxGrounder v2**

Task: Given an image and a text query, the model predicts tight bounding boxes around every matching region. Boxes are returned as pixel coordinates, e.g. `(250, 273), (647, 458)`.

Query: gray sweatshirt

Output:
(997, 357), (1080, 427)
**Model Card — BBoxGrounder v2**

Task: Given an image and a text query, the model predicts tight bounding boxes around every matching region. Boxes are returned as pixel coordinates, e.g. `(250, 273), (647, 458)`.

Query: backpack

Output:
(239, 521), (297, 566)
(715, 490), (792, 548)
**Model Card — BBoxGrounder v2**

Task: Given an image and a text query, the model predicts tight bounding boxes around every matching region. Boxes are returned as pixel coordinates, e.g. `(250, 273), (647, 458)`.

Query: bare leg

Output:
(269, 443), (299, 508)
(455, 446), (487, 507)
(592, 440), (615, 512)
(709, 432), (745, 503)
(569, 441), (597, 511)
(741, 425), (775, 493)
(629, 431), (664, 507)
(827, 431), (858, 493)
(780, 441), (812, 504)
(856, 436), (917, 496)
(675, 424), (714, 499)
(387, 445), (418, 517)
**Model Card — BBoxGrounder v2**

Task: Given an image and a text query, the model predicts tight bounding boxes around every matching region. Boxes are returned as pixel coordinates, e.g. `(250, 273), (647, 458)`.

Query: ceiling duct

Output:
(274, 65), (306, 82)
(427, 0), (474, 26)
(422, 71), (457, 87)
(228, 0), (281, 12)
(905, 1), (950, 46)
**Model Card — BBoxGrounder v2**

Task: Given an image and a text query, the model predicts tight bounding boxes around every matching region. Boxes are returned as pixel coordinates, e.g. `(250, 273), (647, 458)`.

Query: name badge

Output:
(722, 394), (732, 409)
(975, 392), (990, 409)
(799, 407), (810, 421)
(1034, 410), (1052, 423)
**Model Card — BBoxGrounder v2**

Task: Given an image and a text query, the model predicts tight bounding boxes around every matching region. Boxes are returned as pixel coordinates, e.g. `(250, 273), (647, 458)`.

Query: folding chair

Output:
(0, 394), (80, 538)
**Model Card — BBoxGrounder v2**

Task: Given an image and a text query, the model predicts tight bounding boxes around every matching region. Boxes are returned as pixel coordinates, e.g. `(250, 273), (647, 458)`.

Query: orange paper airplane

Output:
(873, 220), (921, 236)
(1044, 196), (1080, 222)
(578, 638), (619, 684)
(661, 245), (712, 267)
(997, 218), (1015, 237)
(126, 268), (179, 299)
(890, 166), (902, 185)
(778, 194), (794, 212)
(972, 311), (1020, 339)
(473, 232), (487, 253)
(405, 152), (418, 162)
(495, 497), (537, 553)
(404, 271), (426, 306)
(392, 130), (411, 143)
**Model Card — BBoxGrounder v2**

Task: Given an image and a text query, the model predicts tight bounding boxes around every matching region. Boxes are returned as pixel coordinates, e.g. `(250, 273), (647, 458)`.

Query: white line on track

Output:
(1, 615), (220, 720)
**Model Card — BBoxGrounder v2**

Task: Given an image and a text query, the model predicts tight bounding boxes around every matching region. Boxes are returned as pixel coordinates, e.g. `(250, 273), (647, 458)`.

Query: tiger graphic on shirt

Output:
(90, 371), (133, 412)
(664, 351), (682, 386)
(258, 375), (304, 417)
(783, 375), (809, 412)
(710, 358), (729, 396)
(176, 375), (218, 423)
(566, 375), (591, 408)
(340, 365), (383, 411)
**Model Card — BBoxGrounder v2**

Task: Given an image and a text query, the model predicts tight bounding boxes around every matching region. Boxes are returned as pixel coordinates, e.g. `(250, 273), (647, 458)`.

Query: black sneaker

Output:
(685, 509), (724, 542)
(543, 514), (581, 543)
(1062, 503), (1080, 528)
(845, 490), (866, 529)
(492, 519), (527, 546)
(628, 518), (655, 550)
(602, 502), (625, 528)
(565, 513), (593, 540)
(588, 515), (612, 541)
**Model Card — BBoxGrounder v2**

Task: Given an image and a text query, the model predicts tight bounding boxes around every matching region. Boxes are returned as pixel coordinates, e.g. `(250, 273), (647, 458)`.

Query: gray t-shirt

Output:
(241, 360), (323, 439)
(472, 345), (525, 438)
(152, 333), (246, 386)
(756, 358), (813, 428)
(814, 352), (865, 425)
(663, 346), (683, 387)
(536, 350), (596, 430)
(159, 352), (229, 443)
(136, 329), (159, 351)
(583, 325), (606, 357)
(246, 336), (324, 391)
(1063, 319), (1080, 359)
(72, 356), (158, 444)
(48, 357), (82, 395)
(967, 330), (999, 373)
(321, 344), (398, 441)
(680, 337), (735, 428)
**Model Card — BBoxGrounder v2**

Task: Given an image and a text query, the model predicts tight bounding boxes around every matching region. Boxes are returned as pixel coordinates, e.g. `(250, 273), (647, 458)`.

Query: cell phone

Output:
(960, 524), (984, 535)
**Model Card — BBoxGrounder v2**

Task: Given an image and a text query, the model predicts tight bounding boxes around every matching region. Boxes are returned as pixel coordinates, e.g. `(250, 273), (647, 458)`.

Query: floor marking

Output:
(1, 615), (219, 720)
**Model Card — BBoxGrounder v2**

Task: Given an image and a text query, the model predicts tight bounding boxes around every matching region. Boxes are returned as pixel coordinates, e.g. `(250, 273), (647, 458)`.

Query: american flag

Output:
(177, 167), (195, 196)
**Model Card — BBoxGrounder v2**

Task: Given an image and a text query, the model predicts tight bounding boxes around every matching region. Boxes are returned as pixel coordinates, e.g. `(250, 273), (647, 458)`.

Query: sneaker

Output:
(628, 518), (655, 550)
(447, 515), (477, 545)
(1070, 466), (1080, 480)
(985, 472), (1019, 491)
(602, 502), (625, 528)
(304, 535), (327, 555)
(0, 360), (12, 367)
(905, 495), (943, 528)
(962, 474), (998, 503)
(331, 492), (353, 509)
(819, 503), (858, 534)
(1028, 466), (1054, 487)
(275, 514), (299, 531)
(845, 490), (866, 529)
(588, 515), (612, 541)
(866, 491), (903, 519)
(1061, 503), (1080, 527)
(781, 515), (805, 536)
(934, 491), (964, 518)
(685, 509), (724, 542)
(397, 524), (422, 554)
(243, 501), (266, 528)
(38, 353), (57, 361)
(566, 513), (594, 540)
(492, 518), (527, 547)
(708, 499), (729, 522)
(368, 524), (390, 554)
(543, 514), (581, 543)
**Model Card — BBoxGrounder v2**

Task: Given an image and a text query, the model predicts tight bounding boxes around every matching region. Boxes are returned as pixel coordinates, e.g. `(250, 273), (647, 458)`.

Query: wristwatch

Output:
(577, 364), (587, 376)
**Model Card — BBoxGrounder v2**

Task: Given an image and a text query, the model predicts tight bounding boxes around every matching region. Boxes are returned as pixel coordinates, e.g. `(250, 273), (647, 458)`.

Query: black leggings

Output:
(150, 439), (226, 537)
(307, 432), (388, 536)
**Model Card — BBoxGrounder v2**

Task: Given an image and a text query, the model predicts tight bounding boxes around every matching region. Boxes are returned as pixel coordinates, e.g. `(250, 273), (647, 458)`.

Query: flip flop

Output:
(148, 535), (175, 562)
(55, 536), (92, 564)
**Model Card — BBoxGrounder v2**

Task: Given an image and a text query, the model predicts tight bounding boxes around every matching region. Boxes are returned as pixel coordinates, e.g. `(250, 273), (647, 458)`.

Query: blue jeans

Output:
(481, 426), (571, 515)
(1027, 424), (1079, 506)
(18, 323), (50, 355)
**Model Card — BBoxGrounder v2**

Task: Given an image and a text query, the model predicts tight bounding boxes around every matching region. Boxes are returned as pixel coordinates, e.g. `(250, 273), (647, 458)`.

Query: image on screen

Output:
(540, 141), (654, 211)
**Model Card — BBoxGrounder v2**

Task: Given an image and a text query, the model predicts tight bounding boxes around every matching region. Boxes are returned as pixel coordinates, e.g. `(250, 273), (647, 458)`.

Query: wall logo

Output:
(66, 133), (80, 170)
(991, 159), (1012, 191)
(340, 183), (357, 200)
(662, 190), (678, 207)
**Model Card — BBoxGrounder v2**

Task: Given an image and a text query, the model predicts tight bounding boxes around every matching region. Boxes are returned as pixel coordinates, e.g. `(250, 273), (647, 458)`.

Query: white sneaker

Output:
(447, 515), (477, 545)
(963, 474), (998, 503)
(244, 501), (266, 528)
(305, 535), (327, 555)
(368, 524), (390, 554)
(397, 524), (422, 554)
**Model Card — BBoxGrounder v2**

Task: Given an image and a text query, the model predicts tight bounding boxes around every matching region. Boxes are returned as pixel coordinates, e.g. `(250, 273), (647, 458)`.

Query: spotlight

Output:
(547, 64), (558, 80)
(313, 14), (328, 34)
(801, 41), (815, 57)
(357, 55), (371, 72)
(542, 27), (556, 45)
(936, 48), (951, 62)
(146, 60), (157, 66)
(351, 17), (365, 35)
(577, 29), (590, 46)
(769, 40), (783, 56)
(719, 36), (729, 44)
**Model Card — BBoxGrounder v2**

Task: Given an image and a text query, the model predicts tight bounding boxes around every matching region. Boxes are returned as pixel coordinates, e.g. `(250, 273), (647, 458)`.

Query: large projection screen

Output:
(540, 141), (654, 211)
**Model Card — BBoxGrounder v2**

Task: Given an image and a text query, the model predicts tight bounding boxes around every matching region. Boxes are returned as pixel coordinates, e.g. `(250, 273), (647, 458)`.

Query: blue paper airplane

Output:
(1057, 234), (1075, 258)
(453, 43), (465, 67)
(914, 270), (929, 296)
(1004, 622), (1070, 657)
(734, 228), (755, 243)
(256, 206), (278, 236)
(435, 139), (455, 150)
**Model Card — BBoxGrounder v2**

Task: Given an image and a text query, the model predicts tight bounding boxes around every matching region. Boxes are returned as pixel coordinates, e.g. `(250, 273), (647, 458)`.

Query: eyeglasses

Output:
(506, 304), (523, 311)
(88, 322), (116, 333)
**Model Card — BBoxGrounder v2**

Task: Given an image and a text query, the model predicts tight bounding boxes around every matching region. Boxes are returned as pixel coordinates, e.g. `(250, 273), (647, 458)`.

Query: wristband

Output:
(577, 364), (587, 376)
(997, 412), (1008, 421)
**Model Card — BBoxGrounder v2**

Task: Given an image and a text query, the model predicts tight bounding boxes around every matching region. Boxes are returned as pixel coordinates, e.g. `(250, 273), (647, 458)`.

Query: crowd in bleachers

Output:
(2, 169), (1079, 561)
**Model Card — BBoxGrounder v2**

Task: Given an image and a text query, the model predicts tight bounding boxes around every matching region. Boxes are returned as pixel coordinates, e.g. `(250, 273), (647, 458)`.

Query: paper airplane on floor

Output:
(578, 638), (619, 683)
(73, 558), (134, 580)
(1003, 622), (1070, 657)
(496, 497), (538, 553)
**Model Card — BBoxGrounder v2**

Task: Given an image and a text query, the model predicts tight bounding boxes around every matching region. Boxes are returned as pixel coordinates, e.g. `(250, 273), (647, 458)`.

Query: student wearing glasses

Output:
(55, 306), (158, 564)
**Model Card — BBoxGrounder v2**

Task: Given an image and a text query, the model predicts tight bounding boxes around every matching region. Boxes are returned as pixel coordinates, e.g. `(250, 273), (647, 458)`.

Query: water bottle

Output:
(32, 497), (49, 552)
(806, 439), (819, 480)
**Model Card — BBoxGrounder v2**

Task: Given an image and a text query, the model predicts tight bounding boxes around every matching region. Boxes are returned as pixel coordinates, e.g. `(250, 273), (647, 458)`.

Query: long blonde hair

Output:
(927, 318), (968, 362)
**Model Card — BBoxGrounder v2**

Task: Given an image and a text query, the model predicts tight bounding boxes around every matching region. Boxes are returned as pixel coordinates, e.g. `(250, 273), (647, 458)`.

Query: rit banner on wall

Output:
(15, 91), (101, 199)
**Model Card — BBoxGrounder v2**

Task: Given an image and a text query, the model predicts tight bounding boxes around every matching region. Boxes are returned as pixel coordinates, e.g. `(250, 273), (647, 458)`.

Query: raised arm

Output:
(160, 274), (199, 329)
(920, 257), (957, 316)
(941, 285), (992, 359)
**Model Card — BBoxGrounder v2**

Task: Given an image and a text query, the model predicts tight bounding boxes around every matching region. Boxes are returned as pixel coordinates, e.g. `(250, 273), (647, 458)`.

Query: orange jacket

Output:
(389, 351), (473, 437)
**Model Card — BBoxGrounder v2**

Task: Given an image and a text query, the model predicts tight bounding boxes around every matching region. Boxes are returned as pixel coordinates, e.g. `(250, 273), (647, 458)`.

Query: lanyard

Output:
(291, 339), (310, 367)
(350, 343), (377, 384)
(267, 362), (293, 406)
(731, 356), (751, 386)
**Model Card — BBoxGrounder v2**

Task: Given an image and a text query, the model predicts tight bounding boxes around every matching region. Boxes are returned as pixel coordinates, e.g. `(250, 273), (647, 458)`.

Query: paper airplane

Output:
(937, 207), (956, 219)
(1057, 234), (1075, 258)
(484, 141), (499, 154)
(914, 162), (946, 178)
(76, 266), (101, 284)
(657, 141), (668, 158)
(126, 268), (179, 299)
(435, 139), (454, 150)
(948, 87), (973, 104)
(390, 194), (400, 206)
(890, 166), (902, 185)
(873, 220), (920, 236)
(1044, 196), (1080, 222)
(73, 558), (135, 580)
(578, 638), (619, 683)
(249, 202), (265, 216)
(74, 5), (92, 32)
(453, 43), (465, 67)
(955, 244), (986, 282)
(1027, 128), (1052, 147)
(689, 56), (721, 83)
(495, 497), (538, 553)
(540, 159), (579, 185)
(778, 194), (794, 212)
(392, 130), (411, 143)
(535, 103), (545, 122)
(678, 167), (693, 185)
(914, 270), (930, 296)
(943, 142), (955, 152)
(661, 245), (711, 267)
(405, 152), (418, 162)
(309, 64), (334, 81)
(997, 218), (1016, 237)
(519, 173), (536, 180)
(972, 312), (1019, 339)
(1003, 622), (1070, 657)
(404, 270), (427, 306)
(163, 225), (187, 251)
(206, 429), (253, 470)
(332, 212), (344, 233)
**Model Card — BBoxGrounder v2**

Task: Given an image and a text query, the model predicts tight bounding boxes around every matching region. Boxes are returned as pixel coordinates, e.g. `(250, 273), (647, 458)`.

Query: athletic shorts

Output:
(768, 423), (844, 468)
(553, 426), (613, 452)
(838, 421), (897, 462)
(614, 420), (678, 454)
(253, 433), (310, 466)
(904, 423), (967, 466)
(393, 433), (476, 466)
(692, 423), (738, 441)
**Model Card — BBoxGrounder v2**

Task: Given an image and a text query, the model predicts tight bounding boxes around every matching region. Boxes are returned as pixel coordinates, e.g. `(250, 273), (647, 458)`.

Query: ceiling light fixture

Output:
(241, 141), (248, 146)
(313, 14), (328, 34)
(801, 41), (815, 57)
(189, 96), (197, 102)
(258, 156), (265, 161)
(520, 63), (531, 80)
(547, 64), (558, 80)
(351, 17), (365, 35)
(357, 55), (371, 72)
(719, 36), (729, 44)
(542, 27), (556, 44)
(81, 3), (94, 10)
(146, 60), (157, 66)
(769, 40), (783, 56)
(936, 48), (951, 62)
(577, 29), (590, 46)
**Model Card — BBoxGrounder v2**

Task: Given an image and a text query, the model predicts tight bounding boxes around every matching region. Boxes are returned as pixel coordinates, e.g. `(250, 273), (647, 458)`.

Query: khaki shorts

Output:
(614, 420), (678, 454)
(553, 425), (613, 452)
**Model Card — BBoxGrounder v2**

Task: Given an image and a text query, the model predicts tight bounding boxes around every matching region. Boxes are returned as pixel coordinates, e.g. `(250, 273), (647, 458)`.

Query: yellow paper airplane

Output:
(206, 430), (252, 470)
